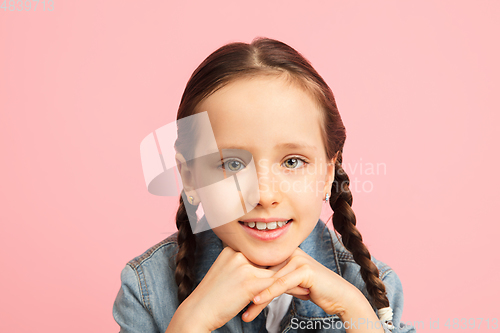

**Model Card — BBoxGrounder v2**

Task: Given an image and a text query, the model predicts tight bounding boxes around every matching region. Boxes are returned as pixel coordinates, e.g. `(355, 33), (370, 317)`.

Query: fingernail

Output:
(253, 296), (260, 303)
(242, 312), (248, 319)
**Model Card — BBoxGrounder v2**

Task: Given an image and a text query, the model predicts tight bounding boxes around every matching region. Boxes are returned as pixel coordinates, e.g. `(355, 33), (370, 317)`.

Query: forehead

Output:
(194, 76), (325, 154)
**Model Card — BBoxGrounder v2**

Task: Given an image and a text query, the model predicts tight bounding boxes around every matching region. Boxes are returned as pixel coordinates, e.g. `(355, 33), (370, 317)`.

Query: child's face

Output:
(191, 75), (336, 267)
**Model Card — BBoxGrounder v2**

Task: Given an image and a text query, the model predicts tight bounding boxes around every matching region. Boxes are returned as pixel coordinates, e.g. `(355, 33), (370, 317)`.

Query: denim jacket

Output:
(113, 217), (416, 333)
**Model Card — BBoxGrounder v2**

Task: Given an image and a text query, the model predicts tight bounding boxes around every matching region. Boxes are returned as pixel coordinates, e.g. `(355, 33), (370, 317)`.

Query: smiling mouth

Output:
(238, 219), (293, 230)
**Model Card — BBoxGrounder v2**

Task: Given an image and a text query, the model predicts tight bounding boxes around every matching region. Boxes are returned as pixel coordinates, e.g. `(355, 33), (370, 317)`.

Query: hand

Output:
(180, 246), (279, 332)
(242, 247), (369, 321)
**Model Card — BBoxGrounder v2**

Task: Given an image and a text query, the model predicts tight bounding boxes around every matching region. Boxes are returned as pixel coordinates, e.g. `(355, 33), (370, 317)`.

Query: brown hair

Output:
(173, 37), (389, 310)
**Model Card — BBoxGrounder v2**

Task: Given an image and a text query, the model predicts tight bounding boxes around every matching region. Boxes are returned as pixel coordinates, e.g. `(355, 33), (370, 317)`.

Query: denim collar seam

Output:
(336, 251), (356, 263)
(131, 264), (154, 317)
(379, 266), (393, 279)
(128, 237), (178, 269)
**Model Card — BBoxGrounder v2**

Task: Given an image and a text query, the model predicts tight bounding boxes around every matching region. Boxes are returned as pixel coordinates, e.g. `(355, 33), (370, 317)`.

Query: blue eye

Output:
(282, 157), (307, 169)
(218, 159), (245, 172)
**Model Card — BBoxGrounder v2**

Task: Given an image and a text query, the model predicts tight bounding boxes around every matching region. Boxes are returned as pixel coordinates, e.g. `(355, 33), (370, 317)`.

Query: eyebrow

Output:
(217, 142), (317, 151)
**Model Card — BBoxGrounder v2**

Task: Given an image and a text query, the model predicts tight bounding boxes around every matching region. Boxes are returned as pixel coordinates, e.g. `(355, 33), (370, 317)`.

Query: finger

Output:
(268, 256), (303, 280)
(270, 249), (315, 279)
(242, 299), (272, 322)
(245, 277), (277, 297)
(249, 266), (276, 279)
(243, 284), (310, 321)
(253, 266), (311, 305)
(244, 286), (310, 321)
(286, 286), (310, 296)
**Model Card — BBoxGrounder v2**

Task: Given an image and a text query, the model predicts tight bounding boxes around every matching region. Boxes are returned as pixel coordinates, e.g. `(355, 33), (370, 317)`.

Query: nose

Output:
(256, 161), (282, 208)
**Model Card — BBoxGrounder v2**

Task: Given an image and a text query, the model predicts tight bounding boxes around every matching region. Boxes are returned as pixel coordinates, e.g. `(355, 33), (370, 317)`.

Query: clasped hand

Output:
(242, 246), (358, 321)
(185, 246), (370, 332)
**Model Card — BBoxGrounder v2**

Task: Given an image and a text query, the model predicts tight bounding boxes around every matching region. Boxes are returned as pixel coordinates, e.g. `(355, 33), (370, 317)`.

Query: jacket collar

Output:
(193, 216), (341, 326)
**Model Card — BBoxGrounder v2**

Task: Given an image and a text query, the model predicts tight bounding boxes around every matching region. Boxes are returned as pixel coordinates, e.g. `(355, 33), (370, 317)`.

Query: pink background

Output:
(1, 1), (499, 332)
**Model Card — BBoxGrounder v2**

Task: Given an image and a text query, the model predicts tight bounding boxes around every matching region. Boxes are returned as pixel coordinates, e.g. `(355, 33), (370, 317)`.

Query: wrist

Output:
(337, 288), (384, 333)
(168, 299), (211, 333)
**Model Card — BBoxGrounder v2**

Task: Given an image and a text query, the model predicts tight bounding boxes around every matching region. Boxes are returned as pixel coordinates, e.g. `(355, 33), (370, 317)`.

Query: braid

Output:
(174, 192), (198, 304)
(329, 153), (390, 309)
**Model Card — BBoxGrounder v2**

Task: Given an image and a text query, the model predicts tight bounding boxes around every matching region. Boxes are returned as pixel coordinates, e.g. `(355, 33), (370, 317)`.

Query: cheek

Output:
(211, 223), (240, 247)
(196, 177), (248, 229)
(283, 173), (327, 202)
(285, 174), (326, 221)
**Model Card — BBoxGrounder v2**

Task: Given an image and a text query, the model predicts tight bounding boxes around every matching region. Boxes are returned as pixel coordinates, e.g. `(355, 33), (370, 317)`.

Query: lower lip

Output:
(239, 220), (292, 241)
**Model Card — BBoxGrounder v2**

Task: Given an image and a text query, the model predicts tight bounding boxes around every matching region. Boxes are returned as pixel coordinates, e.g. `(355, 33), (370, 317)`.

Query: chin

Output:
(245, 251), (291, 268)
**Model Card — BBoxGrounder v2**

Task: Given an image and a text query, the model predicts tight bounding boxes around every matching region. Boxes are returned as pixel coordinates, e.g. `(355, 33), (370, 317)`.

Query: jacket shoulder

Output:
(127, 232), (179, 270)
(114, 232), (181, 332)
(327, 228), (393, 279)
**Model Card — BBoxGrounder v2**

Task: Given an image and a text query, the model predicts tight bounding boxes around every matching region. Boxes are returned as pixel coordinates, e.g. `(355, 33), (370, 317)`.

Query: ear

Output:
(323, 151), (339, 198)
(175, 152), (199, 205)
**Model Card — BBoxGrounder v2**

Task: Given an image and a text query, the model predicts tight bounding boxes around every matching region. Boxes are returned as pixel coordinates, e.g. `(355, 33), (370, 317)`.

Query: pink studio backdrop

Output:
(1, 1), (498, 332)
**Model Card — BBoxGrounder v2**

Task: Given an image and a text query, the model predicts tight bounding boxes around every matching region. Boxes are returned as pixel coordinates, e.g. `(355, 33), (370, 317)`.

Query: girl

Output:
(113, 37), (416, 333)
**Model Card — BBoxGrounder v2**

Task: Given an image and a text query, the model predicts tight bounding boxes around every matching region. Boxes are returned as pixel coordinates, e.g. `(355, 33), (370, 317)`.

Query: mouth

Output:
(238, 219), (293, 230)
(238, 219), (293, 241)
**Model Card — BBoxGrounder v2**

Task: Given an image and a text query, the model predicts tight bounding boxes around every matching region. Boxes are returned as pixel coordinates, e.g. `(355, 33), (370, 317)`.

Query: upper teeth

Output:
(244, 221), (289, 230)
